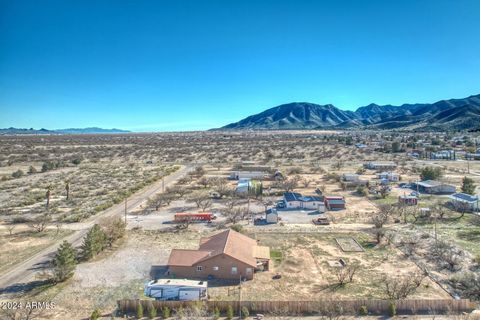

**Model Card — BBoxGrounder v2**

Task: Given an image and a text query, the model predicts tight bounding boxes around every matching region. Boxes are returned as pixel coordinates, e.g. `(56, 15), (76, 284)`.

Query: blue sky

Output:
(1, 0), (479, 131)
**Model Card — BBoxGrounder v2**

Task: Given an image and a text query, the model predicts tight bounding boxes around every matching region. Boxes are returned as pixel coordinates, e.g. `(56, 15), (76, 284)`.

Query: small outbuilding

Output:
(398, 195), (418, 205)
(342, 173), (360, 182)
(265, 208), (279, 223)
(324, 196), (346, 210)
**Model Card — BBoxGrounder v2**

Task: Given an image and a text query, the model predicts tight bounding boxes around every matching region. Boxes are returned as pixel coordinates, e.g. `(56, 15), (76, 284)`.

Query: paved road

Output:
(0, 165), (191, 297)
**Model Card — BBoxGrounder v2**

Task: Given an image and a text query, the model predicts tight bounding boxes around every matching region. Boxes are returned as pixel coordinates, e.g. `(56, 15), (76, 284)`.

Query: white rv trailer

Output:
(144, 279), (208, 301)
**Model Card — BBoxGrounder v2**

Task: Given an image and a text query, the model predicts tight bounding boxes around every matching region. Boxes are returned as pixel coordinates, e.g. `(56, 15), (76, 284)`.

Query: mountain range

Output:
(0, 127), (130, 135)
(220, 94), (480, 131)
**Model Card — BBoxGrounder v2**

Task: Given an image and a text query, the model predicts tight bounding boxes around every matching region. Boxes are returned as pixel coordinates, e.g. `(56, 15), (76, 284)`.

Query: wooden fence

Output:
(117, 299), (477, 316)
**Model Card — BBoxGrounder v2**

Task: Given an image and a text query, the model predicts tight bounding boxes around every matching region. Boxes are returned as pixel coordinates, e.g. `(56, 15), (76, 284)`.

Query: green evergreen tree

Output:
(420, 166), (443, 181)
(226, 305), (234, 320)
(148, 304), (157, 319)
(136, 302), (144, 319)
(81, 224), (107, 260)
(53, 240), (77, 282)
(461, 176), (476, 195)
(161, 306), (170, 319)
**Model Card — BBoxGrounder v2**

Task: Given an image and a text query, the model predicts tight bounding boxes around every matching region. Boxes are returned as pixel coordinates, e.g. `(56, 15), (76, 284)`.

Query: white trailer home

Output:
(144, 279), (207, 301)
(229, 171), (266, 180)
(377, 172), (400, 182)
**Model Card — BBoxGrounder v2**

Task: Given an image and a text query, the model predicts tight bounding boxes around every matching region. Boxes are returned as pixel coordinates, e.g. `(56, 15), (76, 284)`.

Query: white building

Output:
(377, 172), (400, 182)
(230, 171), (266, 180)
(449, 193), (479, 212)
(342, 173), (360, 182)
(283, 192), (325, 212)
(144, 279), (208, 301)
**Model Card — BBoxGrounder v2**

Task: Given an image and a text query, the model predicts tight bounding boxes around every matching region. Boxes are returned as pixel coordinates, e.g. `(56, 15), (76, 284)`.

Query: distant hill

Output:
(218, 93), (480, 131)
(0, 127), (130, 135)
(54, 127), (130, 134)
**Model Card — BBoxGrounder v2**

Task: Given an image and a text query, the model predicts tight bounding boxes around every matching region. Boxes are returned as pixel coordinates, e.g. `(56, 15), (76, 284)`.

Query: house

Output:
(167, 229), (270, 280)
(448, 193), (479, 212)
(265, 208), (279, 223)
(377, 172), (400, 182)
(144, 279), (207, 301)
(283, 192), (326, 212)
(355, 143), (368, 149)
(398, 195), (418, 205)
(413, 180), (456, 194)
(431, 150), (455, 160)
(364, 161), (397, 171)
(324, 196), (346, 210)
(229, 171), (266, 180)
(342, 173), (359, 182)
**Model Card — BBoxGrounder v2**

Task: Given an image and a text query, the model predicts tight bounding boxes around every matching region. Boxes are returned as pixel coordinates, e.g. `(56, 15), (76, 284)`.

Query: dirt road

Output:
(0, 165), (191, 297)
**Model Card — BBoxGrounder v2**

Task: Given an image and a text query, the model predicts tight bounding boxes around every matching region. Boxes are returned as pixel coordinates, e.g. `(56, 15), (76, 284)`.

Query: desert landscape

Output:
(0, 130), (479, 319)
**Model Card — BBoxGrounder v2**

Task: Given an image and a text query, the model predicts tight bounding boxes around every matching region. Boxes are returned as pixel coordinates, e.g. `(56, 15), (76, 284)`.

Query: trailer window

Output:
(231, 267), (237, 274)
(196, 266), (203, 271)
(213, 266), (219, 271)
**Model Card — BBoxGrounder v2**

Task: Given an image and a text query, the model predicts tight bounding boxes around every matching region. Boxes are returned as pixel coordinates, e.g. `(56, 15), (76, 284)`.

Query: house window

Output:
(246, 268), (252, 274)
(231, 267), (237, 274)
(196, 266), (203, 272)
(213, 266), (219, 271)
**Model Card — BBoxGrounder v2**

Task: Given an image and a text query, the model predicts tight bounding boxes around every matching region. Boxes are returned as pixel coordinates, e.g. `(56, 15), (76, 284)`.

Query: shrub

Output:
(388, 302), (397, 317)
(148, 305), (157, 319)
(359, 305), (368, 316)
(213, 306), (220, 320)
(162, 306), (170, 319)
(241, 306), (249, 319)
(356, 185), (367, 196)
(230, 224), (243, 233)
(11, 169), (24, 178)
(175, 306), (184, 318)
(226, 305), (234, 320)
(137, 302), (144, 319)
(90, 309), (101, 320)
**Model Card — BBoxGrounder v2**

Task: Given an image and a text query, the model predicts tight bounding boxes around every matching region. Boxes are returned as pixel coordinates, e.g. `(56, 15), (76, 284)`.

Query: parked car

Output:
(276, 200), (286, 209)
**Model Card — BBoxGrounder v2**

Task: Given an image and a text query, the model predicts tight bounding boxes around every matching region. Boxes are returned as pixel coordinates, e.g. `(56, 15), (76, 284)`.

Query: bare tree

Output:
(7, 224), (15, 236)
(198, 176), (209, 188)
(147, 192), (176, 211)
(382, 273), (426, 300)
(301, 178), (312, 188)
(29, 212), (51, 233)
(222, 206), (247, 224)
(210, 177), (231, 198)
(334, 264), (359, 286)
(187, 190), (211, 210)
